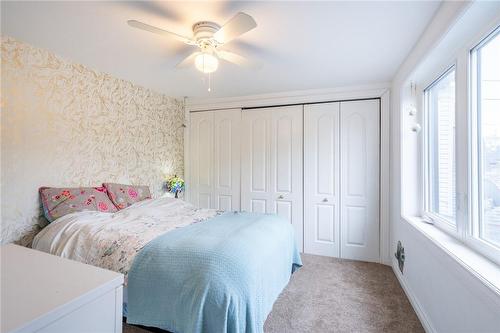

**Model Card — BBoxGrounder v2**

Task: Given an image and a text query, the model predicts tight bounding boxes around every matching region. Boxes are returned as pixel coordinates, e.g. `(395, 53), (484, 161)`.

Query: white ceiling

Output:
(1, 1), (440, 98)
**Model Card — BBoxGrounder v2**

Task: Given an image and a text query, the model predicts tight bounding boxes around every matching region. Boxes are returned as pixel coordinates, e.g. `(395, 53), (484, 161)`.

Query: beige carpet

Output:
(124, 254), (424, 333)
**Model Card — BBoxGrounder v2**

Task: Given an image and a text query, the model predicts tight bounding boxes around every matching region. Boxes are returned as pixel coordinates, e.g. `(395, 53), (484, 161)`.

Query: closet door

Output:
(241, 109), (271, 214)
(213, 109), (241, 211)
(189, 109), (241, 210)
(241, 106), (303, 251)
(340, 99), (380, 262)
(304, 103), (340, 257)
(189, 111), (214, 209)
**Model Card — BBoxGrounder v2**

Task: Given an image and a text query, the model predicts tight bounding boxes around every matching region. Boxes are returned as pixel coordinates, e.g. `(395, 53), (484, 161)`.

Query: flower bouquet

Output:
(166, 175), (185, 198)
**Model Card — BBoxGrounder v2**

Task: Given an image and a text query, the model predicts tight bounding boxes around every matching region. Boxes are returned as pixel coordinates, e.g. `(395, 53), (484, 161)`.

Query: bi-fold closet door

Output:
(189, 100), (379, 262)
(304, 100), (380, 262)
(304, 102), (341, 257)
(189, 105), (303, 251)
(189, 109), (241, 211)
(240, 105), (304, 252)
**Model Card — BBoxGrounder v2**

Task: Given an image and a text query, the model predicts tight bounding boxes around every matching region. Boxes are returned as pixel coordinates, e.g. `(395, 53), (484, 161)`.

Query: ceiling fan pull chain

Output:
(208, 72), (212, 92)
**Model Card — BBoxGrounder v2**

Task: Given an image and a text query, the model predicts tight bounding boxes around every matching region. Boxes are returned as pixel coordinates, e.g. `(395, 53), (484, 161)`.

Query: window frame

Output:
(467, 25), (500, 265)
(422, 65), (459, 235)
(407, 14), (500, 266)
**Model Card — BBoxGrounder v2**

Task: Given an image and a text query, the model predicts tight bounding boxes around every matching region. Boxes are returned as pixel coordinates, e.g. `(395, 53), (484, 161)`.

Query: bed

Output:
(32, 197), (302, 333)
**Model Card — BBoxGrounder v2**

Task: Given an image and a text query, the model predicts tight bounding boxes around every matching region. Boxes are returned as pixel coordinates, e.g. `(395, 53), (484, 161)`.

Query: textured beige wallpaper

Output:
(0, 36), (185, 245)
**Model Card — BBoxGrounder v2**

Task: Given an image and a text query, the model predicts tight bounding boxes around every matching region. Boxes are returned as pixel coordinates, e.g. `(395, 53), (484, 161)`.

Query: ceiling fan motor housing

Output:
(192, 21), (221, 48)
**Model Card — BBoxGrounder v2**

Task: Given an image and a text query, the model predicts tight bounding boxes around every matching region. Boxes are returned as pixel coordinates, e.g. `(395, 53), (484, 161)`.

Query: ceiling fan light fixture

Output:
(195, 53), (219, 73)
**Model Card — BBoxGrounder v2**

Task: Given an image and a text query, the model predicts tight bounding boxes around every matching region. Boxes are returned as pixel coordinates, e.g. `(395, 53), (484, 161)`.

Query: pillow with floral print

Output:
(39, 186), (118, 223)
(102, 183), (151, 210)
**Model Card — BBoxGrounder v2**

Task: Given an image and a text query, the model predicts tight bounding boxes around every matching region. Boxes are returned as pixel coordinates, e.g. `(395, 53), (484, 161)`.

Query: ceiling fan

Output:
(128, 12), (257, 75)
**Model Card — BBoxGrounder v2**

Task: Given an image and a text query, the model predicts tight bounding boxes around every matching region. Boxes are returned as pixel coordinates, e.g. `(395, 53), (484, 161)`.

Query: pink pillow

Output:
(102, 183), (151, 210)
(40, 186), (118, 222)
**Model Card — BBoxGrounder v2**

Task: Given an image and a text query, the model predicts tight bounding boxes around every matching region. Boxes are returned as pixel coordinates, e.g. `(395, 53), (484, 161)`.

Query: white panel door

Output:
(304, 102), (340, 257)
(241, 105), (303, 251)
(340, 99), (380, 262)
(241, 109), (271, 214)
(189, 111), (214, 209)
(213, 109), (241, 211)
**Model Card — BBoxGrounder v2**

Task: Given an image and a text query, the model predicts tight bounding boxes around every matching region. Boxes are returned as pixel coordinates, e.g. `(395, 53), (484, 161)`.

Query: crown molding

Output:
(185, 82), (390, 112)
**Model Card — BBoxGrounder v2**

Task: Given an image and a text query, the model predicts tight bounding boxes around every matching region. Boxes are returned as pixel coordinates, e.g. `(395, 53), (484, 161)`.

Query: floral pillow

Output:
(102, 183), (151, 210)
(39, 187), (118, 223)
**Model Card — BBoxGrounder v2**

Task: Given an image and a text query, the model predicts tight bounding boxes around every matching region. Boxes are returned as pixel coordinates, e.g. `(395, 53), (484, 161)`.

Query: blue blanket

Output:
(126, 212), (302, 333)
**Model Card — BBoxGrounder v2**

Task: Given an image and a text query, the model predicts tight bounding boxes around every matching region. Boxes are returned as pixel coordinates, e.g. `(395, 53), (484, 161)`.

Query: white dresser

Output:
(0, 244), (124, 333)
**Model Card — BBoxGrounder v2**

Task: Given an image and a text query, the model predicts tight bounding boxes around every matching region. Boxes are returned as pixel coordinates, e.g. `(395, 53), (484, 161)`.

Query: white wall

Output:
(393, 221), (500, 332)
(390, 2), (500, 332)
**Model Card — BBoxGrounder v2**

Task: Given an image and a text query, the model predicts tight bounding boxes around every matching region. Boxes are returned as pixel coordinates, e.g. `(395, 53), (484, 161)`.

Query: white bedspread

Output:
(32, 197), (219, 279)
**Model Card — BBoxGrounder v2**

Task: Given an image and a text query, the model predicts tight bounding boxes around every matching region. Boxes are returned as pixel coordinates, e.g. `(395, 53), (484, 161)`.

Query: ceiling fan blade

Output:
(213, 12), (257, 44)
(127, 20), (195, 45)
(176, 52), (200, 68)
(216, 50), (254, 68)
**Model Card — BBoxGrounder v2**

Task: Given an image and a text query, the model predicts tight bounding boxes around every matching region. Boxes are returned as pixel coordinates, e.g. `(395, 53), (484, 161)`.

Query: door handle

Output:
(322, 198), (328, 202)
(277, 194), (284, 200)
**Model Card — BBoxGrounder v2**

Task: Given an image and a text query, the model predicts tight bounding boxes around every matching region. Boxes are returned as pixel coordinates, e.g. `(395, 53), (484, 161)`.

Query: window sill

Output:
(402, 215), (500, 298)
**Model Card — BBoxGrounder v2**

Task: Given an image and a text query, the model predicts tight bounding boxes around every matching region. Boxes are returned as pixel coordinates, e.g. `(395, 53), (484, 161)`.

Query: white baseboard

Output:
(392, 263), (436, 333)
(380, 257), (392, 266)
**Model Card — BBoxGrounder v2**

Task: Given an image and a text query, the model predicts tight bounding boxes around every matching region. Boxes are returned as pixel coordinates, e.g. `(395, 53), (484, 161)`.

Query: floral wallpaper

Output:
(0, 36), (185, 245)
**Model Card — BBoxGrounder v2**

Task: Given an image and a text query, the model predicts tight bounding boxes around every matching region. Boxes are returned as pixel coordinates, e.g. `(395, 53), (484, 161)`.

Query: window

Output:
(470, 27), (500, 251)
(411, 20), (500, 265)
(424, 67), (457, 227)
